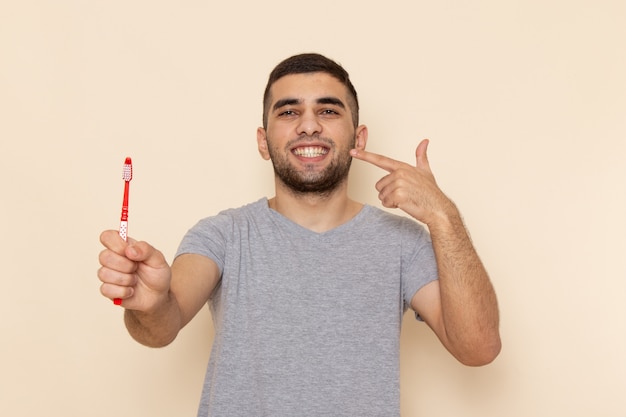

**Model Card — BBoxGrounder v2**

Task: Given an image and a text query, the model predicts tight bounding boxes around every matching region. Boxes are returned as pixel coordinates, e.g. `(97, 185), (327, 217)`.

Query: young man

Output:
(98, 53), (501, 416)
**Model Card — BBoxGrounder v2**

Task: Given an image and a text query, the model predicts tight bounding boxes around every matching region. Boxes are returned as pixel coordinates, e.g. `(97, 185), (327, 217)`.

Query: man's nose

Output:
(296, 111), (322, 136)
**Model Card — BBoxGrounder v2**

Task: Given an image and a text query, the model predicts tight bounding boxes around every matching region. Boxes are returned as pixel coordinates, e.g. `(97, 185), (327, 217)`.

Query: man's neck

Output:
(268, 182), (363, 233)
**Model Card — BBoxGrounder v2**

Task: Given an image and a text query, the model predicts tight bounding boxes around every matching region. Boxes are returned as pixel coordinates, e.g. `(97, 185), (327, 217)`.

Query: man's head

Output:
(257, 53), (367, 197)
(262, 53), (359, 129)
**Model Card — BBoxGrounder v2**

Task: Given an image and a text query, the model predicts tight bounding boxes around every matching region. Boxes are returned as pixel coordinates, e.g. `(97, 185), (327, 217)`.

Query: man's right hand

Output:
(98, 230), (172, 312)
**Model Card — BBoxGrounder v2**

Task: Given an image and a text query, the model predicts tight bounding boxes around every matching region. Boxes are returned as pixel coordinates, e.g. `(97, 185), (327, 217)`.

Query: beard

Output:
(267, 134), (355, 196)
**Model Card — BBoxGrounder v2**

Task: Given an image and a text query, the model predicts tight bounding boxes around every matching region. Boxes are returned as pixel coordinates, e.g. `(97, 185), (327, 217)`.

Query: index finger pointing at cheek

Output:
(350, 148), (400, 173)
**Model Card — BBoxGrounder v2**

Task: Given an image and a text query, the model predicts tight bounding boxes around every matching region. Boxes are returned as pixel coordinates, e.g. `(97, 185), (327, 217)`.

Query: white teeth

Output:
(292, 146), (328, 157)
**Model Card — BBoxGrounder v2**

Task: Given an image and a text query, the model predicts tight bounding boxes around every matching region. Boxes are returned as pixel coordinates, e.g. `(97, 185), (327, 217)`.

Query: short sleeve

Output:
(174, 213), (232, 275)
(400, 218), (439, 319)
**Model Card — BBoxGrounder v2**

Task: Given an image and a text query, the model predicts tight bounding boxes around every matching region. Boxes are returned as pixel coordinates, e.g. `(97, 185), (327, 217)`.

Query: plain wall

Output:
(1, 1), (624, 416)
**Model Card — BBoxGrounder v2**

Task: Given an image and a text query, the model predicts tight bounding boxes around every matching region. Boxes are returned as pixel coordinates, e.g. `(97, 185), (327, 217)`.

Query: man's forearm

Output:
(429, 205), (501, 365)
(124, 292), (182, 348)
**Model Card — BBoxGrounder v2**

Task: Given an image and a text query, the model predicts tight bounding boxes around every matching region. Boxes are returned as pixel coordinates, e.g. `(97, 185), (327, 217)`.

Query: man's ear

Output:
(354, 125), (368, 150)
(257, 127), (271, 160)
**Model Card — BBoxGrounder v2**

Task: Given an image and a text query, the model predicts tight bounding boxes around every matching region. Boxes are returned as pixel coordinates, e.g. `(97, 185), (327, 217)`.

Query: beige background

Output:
(1, 1), (625, 416)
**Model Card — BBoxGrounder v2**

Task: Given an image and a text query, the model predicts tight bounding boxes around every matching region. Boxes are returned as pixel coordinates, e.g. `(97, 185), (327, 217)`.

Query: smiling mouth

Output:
(292, 146), (329, 158)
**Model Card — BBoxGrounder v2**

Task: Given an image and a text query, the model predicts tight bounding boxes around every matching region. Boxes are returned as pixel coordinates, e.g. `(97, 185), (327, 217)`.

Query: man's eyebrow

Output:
(272, 96), (346, 112)
(272, 98), (301, 111)
(316, 96), (346, 108)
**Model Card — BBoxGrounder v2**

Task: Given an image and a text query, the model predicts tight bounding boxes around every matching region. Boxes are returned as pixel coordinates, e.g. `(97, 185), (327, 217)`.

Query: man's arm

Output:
(350, 140), (501, 366)
(411, 203), (501, 366)
(98, 230), (220, 347)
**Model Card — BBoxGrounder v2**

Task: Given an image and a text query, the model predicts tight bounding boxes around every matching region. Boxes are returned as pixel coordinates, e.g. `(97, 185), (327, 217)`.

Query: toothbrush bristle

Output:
(122, 157), (133, 181)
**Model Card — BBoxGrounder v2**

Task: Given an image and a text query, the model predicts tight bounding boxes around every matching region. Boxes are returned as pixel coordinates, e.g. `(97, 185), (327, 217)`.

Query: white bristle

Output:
(122, 163), (132, 181)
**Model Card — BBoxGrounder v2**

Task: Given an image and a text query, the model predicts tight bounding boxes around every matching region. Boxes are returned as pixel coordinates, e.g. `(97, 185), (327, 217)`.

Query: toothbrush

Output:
(114, 157), (133, 305)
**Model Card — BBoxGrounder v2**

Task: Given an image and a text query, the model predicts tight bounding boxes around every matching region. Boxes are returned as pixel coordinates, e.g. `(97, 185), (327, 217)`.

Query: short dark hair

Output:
(262, 53), (359, 129)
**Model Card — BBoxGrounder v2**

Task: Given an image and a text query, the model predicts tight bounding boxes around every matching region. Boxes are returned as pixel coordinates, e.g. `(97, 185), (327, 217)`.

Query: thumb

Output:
(415, 139), (430, 168)
(125, 240), (168, 269)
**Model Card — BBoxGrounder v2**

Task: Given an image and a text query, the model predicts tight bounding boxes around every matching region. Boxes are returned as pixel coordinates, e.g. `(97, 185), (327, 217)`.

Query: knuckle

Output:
(97, 267), (107, 283)
(98, 249), (113, 266)
(100, 282), (116, 298)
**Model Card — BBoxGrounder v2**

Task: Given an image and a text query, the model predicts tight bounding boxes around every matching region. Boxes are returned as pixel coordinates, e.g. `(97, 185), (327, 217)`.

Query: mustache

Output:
(284, 134), (336, 149)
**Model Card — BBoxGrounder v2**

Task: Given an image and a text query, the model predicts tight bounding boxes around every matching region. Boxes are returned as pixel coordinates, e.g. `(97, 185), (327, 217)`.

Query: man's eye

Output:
(321, 109), (339, 115)
(279, 110), (296, 116)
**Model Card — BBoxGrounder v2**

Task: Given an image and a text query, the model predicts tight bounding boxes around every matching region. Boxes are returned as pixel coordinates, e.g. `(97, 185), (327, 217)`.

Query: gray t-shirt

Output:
(176, 198), (438, 417)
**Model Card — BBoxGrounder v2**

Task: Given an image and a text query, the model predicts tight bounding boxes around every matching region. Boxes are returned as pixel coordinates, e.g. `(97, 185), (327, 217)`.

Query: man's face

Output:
(257, 72), (367, 195)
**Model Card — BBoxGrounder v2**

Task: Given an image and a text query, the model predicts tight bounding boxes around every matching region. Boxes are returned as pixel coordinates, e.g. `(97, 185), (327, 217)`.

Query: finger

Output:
(99, 248), (137, 274)
(374, 172), (399, 193)
(350, 148), (404, 173)
(415, 139), (430, 169)
(97, 265), (138, 287)
(377, 177), (412, 208)
(98, 265), (136, 305)
(100, 230), (128, 255)
(100, 282), (134, 302)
